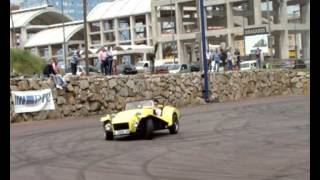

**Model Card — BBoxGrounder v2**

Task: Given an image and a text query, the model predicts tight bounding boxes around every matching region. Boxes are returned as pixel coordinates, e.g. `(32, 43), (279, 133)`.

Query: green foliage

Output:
(10, 48), (45, 75)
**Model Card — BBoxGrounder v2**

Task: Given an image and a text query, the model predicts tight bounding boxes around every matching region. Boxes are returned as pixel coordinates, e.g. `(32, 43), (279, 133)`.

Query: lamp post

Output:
(83, 0), (89, 75)
(241, 3), (247, 56)
(199, 0), (209, 102)
(293, 10), (299, 59)
(61, 0), (67, 70)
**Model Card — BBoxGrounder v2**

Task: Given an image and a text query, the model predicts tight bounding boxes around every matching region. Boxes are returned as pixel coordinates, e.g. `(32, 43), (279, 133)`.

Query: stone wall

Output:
(10, 70), (310, 123)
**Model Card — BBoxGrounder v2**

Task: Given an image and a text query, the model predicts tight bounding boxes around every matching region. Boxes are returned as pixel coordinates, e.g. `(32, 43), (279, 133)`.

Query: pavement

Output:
(10, 96), (310, 180)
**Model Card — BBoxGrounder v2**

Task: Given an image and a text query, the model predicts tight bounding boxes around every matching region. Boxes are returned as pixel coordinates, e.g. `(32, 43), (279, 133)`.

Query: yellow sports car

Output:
(100, 100), (180, 140)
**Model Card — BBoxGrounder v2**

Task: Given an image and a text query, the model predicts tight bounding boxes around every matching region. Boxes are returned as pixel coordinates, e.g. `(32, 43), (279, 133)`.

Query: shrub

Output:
(10, 48), (45, 75)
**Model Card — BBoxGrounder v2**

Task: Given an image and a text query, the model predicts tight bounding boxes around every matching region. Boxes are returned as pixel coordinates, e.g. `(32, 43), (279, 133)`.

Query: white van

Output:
(135, 61), (151, 73)
(240, 60), (257, 71)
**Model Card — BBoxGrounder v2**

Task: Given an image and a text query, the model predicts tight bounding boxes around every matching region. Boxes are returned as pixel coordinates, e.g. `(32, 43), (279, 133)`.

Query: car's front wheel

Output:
(145, 118), (154, 140)
(169, 114), (179, 134)
(103, 122), (113, 140)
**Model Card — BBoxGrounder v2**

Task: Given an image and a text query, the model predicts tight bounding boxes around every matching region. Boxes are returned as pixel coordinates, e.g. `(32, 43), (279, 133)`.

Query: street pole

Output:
(293, 10), (299, 59)
(199, 0), (209, 102)
(170, 0), (175, 63)
(10, 10), (16, 48)
(61, 0), (68, 70)
(242, 4), (246, 56)
(266, 0), (272, 58)
(83, 0), (89, 75)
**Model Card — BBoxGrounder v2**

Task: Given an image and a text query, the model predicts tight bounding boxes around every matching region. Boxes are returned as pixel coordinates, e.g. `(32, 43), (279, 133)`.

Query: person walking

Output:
(220, 48), (227, 71)
(227, 48), (233, 71)
(234, 48), (240, 70)
(98, 46), (107, 74)
(106, 47), (113, 75)
(206, 50), (212, 72)
(70, 48), (81, 75)
(256, 47), (261, 69)
(213, 49), (221, 72)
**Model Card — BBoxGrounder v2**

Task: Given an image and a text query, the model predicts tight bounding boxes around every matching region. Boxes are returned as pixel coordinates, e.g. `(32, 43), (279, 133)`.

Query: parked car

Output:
(117, 64), (138, 75)
(100, 100), (180, 140)
(168, 64), (189, 74)
(135, 61), (151, 73)
(155, 64), (169, 74)
(64, 65), (99, 77)
(240, 60), (257, 71)
(282, 59), (306, 69)
(190, 64), (200, 72)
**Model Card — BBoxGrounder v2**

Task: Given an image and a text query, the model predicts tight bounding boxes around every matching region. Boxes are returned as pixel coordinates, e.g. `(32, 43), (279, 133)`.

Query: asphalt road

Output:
(10, 96), (310, 180)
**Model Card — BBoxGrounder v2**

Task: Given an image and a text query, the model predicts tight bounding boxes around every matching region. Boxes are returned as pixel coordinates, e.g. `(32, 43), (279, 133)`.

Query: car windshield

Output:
(136, 62), (145, 67)
(168, 64), (180, 70)
(125, 100), (154, 110)
(240, 63), (250, 68)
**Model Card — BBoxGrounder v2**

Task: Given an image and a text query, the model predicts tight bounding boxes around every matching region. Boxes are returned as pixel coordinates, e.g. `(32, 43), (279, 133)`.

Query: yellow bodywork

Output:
(100, 106), (180, 134)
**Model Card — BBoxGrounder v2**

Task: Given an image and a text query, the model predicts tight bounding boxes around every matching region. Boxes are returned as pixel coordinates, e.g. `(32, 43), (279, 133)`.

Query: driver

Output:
(154, 99), (162, 116)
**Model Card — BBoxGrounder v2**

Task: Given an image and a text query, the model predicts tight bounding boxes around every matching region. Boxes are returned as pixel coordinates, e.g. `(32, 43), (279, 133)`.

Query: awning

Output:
(24, 23), (83, 47)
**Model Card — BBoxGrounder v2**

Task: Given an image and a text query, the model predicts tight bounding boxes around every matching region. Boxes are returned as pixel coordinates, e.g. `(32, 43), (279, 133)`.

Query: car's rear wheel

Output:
(103, 122), (113, 140)
(145, 118), (154, 140)
(169, 114), (179, 134)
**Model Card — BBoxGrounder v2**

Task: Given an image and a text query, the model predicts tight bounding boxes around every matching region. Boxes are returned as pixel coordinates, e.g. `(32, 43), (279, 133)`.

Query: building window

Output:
(119, 30), (131, 41)
(162, 42), (177, 59)
(134, 15), (147, 43)
(89, 21), (100, 32)
(104, 32), (115, 43)
(158, 5), (176, 34)
(119, 18), (130, 29)
(91, 34), (101, 45)
(103, 20), (114, 31)
(206, 4), (227, 30)
(181, 1), (199, 33)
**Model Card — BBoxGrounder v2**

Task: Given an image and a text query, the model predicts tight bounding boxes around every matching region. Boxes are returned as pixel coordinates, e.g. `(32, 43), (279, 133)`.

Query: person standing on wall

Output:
(98, 46), (107, 74)
(213, 48), (221, 72)
(106, 47), (113, 75)
(234, 48), (241, 70)
(70, 47), (81, 75)
(227, 48), (233, 71)
(220, 48), (227, 71)
(256, 47), (261, 69)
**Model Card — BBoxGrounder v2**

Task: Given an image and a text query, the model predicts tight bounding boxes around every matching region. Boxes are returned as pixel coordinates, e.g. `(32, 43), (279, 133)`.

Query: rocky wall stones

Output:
(10, 70), (310, 122)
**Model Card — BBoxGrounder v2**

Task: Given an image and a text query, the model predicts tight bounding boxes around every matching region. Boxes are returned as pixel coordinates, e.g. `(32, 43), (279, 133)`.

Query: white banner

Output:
(245, 34), (269, 55)
(11, 89), (55, 113)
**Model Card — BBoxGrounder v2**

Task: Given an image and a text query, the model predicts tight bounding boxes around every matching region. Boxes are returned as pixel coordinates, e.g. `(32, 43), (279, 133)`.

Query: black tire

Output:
(103, 122), (113, 140)
(169, 114), (179, 134)
(145, 119), (154, 140)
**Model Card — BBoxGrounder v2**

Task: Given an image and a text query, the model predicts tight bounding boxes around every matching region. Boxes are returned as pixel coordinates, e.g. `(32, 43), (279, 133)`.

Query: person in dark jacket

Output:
(43, 60), (56, 77)
(70, 48), (81, 75)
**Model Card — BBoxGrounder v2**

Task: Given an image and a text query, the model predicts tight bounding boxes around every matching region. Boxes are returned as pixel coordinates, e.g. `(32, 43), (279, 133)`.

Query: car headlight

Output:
(105, 123), (112, 131)
(111, 114), (116, 118)
(133, 120), (139, 128)
(136, 112), (141, 116)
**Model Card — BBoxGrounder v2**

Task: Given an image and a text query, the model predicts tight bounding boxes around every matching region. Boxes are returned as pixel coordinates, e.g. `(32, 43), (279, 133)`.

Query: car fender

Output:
(100, 114), (111, 122)
(162, 106), (180, 126)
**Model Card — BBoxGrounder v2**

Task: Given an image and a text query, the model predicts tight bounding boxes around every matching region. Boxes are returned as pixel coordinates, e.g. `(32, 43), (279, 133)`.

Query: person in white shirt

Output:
(98, 47), (107, 75)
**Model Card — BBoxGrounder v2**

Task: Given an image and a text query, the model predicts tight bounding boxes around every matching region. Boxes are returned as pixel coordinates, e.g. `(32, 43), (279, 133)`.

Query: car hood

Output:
(112, 109), (153, 124)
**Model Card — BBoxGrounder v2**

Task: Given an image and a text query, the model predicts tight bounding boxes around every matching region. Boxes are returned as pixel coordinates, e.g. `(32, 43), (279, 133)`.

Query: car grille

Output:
(113, 123), (129, 130)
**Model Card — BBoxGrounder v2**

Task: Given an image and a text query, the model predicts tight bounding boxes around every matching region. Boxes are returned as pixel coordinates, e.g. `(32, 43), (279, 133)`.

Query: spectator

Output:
(213, 49), (221, 72)
(43, 58), (67, 89)
(220, 48), (227, 71)
(106, 47), (113, 75)
(234, 48), (240, 70)
(98, 46), (107, 74)
(227, 48), (233, 71)
(256, 47), (261, 69)
(70, 48), (81, 75)
(43, 59), (56, 77)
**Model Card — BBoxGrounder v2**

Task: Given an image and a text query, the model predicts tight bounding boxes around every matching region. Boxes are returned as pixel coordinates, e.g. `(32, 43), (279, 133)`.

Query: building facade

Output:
(151, 0), (310, 64)
(11, 0), (113, 20)
(10, 5), (73, 48)
(87, 0), (153, 64)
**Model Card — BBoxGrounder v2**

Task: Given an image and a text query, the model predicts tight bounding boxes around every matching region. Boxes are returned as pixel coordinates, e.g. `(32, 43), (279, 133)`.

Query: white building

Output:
(10, 5), (73, 48)
(87, 0), (154, 64)
(151, 0), (310, 64)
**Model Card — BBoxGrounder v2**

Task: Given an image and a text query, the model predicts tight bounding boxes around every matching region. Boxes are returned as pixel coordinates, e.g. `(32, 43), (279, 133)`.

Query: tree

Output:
(10, 48), (45, 76)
